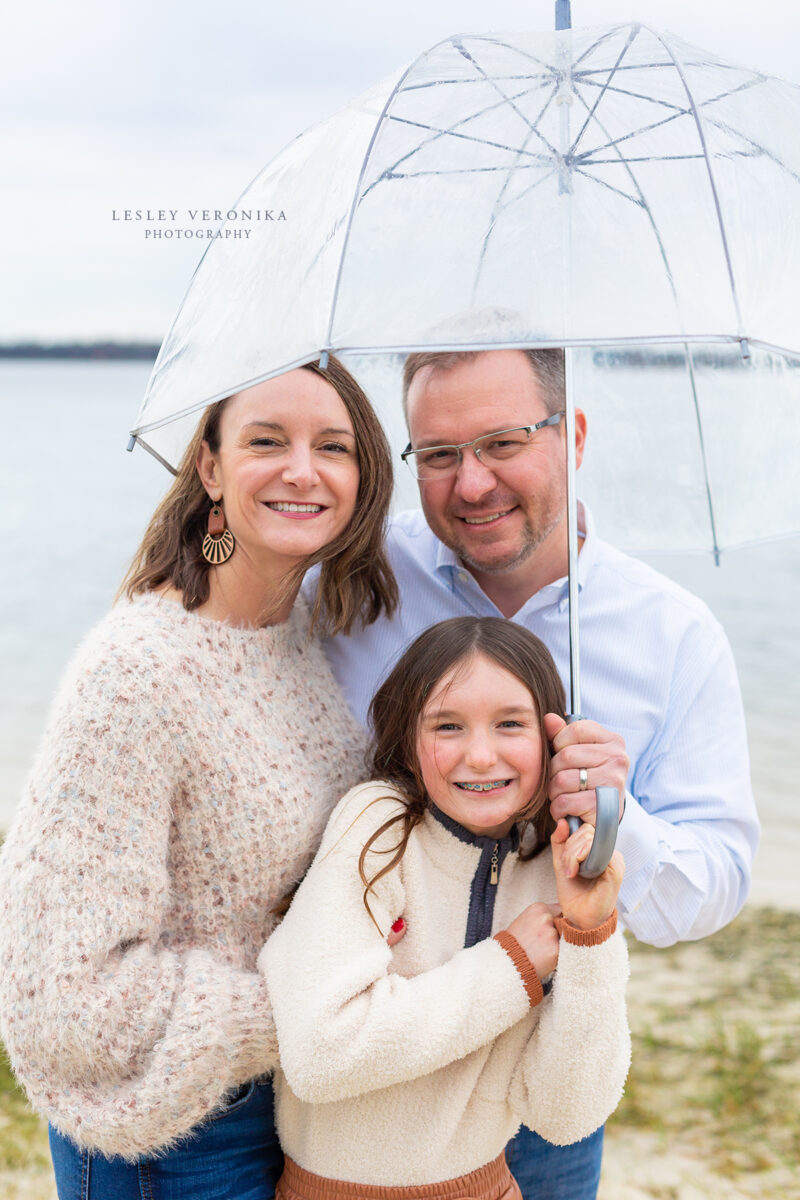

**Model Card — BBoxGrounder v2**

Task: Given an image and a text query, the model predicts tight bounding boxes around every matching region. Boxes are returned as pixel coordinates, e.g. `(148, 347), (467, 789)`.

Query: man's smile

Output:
(460, 508), (517, 526)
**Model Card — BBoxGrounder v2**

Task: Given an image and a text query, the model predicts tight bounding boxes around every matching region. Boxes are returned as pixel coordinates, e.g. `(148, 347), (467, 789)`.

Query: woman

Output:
(0, 357), (397, 1199)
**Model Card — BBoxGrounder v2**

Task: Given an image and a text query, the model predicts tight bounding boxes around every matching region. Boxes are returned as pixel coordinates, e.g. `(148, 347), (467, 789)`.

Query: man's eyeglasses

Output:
(401, 413), (565, 481)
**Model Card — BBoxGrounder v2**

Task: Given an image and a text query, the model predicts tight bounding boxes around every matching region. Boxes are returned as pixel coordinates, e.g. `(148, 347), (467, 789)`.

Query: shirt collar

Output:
(428, 802), (520, 852)
(434, 501), (598, 614)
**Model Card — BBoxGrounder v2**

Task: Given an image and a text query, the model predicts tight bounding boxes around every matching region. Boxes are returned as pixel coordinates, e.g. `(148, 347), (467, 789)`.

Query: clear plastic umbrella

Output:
(130, 16), (800, 873)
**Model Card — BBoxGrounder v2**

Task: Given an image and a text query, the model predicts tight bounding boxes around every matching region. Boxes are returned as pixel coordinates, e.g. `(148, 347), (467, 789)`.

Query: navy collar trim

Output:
(429, 803), (520, 852)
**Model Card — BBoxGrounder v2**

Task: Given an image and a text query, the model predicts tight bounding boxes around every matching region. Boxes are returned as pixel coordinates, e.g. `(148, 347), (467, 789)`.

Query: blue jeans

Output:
(48, 1079), (284, 1200)
(506, 1125), (604, 1200)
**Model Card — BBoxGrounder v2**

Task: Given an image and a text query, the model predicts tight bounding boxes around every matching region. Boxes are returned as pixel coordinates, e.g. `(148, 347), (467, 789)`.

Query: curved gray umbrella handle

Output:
(566, 787), (619, 878)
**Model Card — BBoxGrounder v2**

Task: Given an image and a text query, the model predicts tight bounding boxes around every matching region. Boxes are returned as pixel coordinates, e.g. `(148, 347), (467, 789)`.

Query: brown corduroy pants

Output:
(275, 1153), (522, 1200)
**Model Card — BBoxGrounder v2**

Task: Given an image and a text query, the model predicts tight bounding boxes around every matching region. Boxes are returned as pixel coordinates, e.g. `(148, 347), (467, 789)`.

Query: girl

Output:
(261, 616), (629, 1200)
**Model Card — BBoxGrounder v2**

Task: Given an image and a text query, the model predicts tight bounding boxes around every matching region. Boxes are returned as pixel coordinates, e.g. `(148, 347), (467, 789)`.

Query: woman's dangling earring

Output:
(202, 501), (235, 564)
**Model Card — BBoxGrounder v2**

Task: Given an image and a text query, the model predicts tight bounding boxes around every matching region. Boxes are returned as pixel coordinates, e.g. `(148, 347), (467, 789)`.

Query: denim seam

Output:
(138, 1160), (154, 1200)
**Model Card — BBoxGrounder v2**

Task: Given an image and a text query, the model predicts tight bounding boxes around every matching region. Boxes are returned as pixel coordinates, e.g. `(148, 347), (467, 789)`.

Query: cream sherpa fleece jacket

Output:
(0, 593), (366, 1161)
(261, 783), (631, 1187)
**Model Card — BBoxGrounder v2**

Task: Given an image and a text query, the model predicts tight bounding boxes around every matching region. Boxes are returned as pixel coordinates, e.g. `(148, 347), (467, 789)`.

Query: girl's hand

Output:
(505, 902), (562, 979)
(551, 819), (625, 931)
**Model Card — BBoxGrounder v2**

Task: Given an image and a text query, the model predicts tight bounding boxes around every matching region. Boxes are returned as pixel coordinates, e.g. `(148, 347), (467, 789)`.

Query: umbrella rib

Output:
(335, 334), (787, 353)
(459, 25), (630, 74)
(583, 153), (705, 164)
(477, 24), (628, 73)
(684, 348), (723, 564)
(697, 75), (768, 109)
(570, 25), (640, 156)
(383, 162), (555, 178)
(563, 24), (632, 69)
(454, 32), (573, 75)
(134, 128), (318, 426)
(576, 77), (687, 112)
(472, 166), (560, 301)
(571, 80), (748, 563)
(321, 34), (464, 355)
(572, 165), (643, 206)
(363, 80), (555, 200)
(132, 352), (325, 439)
(471, 85), (562, 299)
(639, 27), (747, 336)
(402, 71), (553, 91)
(571, 88), (680, 299)
(570, 52), (760, 165)
(574, 108), (691, 163)
(701, 115), (800, 187)
(575, 59), (709, 74)
(451, 37), (561, 158)
(383, 113), (552, 163)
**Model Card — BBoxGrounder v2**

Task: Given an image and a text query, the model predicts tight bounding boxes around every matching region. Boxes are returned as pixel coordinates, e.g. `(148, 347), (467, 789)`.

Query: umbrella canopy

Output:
(131, 23), (800, 557)
(132, 25), (800, 546)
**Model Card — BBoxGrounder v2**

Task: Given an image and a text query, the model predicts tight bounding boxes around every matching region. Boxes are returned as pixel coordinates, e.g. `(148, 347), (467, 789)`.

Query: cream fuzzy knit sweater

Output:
(262, 783), (631, 1187)
(0, 593), (366, 1161)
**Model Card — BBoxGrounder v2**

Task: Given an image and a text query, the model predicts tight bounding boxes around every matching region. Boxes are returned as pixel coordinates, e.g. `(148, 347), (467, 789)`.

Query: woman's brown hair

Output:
(359, 617), (567, 927)
(119, 356), (397, 634)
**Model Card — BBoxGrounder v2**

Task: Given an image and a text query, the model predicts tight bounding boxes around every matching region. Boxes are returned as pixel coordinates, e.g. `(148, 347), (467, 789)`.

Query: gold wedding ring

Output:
(579, 768), (589, 791)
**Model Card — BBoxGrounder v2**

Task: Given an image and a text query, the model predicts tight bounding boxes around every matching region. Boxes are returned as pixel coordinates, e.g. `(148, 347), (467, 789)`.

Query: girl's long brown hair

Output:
(119, 357), (397, 634)
(359, 617), (567, 927)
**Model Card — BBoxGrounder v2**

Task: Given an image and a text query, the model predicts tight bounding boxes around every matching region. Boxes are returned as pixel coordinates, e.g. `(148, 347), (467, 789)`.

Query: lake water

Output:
(2, 361), (798, 908)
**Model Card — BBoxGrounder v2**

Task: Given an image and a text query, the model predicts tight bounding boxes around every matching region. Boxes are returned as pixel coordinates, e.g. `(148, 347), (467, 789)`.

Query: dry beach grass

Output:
(1, 904), (798, 1200)
(602, 907), (800, 1199)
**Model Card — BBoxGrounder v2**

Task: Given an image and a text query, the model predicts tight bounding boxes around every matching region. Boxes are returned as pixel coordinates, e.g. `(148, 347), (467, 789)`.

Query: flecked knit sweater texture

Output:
(0, 592), (367, 1161)
(262, 783), (631, 1187)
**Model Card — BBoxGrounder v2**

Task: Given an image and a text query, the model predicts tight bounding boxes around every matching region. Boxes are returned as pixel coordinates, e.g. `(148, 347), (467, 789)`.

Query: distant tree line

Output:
(0, 342), (159, 360)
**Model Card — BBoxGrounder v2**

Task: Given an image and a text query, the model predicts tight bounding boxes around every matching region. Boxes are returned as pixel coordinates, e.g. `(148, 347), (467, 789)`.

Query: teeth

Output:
(463, 510), (511, 525)
(455, 780), (510, 792)
(267, 502), (323, 512)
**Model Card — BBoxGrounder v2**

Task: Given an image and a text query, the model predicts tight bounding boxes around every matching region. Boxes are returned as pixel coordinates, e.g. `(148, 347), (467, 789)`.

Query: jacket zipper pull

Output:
(490, 842), (499, 885)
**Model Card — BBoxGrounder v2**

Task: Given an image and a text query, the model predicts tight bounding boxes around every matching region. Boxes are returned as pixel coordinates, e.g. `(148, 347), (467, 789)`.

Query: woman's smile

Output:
(263, 501), (328, 519)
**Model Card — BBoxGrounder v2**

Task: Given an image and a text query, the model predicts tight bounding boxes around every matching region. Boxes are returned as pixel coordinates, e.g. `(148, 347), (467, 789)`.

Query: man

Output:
(316, 347), (759, 1200)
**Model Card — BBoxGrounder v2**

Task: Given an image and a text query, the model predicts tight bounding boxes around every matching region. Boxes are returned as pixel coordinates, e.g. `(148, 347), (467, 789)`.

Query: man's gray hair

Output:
(402, 347), (566, 419)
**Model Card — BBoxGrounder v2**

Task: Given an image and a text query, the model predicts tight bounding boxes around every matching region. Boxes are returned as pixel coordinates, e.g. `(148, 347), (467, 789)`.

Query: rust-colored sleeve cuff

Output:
(493, 931), (544, 1008)
(555, 908), (618, 946)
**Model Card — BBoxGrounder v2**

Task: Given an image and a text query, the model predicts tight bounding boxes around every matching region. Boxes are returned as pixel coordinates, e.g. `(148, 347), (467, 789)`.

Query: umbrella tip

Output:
(555, 0), (571, 29)
(318, 350), (330, 370)
(739, 338), (750, 362)
(127, 435), (136, 453)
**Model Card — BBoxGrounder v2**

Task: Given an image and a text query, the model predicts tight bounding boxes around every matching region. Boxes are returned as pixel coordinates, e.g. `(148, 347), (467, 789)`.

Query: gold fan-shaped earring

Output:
(202, 501), (235, 565)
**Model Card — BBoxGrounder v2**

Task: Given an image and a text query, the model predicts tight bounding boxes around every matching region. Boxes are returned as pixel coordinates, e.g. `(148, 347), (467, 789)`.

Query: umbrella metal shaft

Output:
(565, 349), (581, 717)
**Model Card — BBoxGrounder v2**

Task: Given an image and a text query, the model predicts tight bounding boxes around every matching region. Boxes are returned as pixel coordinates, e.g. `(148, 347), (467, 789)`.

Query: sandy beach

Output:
(600, 904), (800, 1200)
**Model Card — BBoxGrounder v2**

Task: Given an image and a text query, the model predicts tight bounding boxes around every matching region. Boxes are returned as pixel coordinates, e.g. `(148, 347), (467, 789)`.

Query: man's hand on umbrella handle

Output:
(544, 713), (628, 826)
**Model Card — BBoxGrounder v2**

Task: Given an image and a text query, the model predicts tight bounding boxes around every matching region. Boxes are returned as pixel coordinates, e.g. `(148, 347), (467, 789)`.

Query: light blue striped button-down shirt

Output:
(312, 506), (759, 947)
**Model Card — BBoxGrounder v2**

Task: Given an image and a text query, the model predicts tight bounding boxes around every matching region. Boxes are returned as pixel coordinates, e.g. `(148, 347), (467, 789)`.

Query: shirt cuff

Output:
(555, 909), (618, 946)
(493, 931), (544, 1008)
(616, 789), (661, 878)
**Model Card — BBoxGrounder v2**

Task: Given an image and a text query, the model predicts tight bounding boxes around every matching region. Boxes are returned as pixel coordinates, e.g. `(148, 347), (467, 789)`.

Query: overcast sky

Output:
(3, 0), (799, 342)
